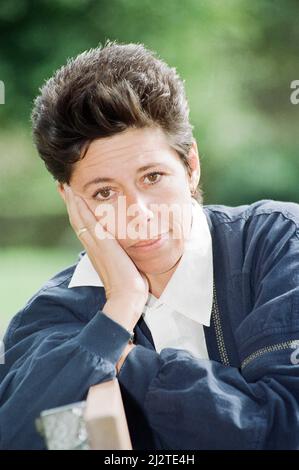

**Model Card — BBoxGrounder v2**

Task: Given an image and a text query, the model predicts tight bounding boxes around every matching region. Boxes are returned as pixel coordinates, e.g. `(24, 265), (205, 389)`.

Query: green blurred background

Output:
(1, 0), (299, 333)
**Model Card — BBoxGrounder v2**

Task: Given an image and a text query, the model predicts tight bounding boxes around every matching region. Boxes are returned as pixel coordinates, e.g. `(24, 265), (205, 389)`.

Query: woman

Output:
(1, 42), (299, 450)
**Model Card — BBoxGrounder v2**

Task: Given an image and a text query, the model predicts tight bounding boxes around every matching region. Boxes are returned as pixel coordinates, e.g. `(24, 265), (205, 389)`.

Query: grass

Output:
(0, 247), (78, 335)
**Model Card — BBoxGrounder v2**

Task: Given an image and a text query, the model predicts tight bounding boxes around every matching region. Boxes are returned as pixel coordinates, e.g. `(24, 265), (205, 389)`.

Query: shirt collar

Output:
(68, 199), (214, 327)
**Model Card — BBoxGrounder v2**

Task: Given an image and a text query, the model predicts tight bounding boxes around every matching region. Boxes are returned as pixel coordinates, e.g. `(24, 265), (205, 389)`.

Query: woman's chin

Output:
(133, 249), (183, 276)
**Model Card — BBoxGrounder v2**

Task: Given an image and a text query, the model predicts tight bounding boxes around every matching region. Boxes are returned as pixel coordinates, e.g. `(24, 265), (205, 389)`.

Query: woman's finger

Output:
(75, 196), (114, 242)
(64, 185), (114, 248)
(64, 185), (95, 245)
(63, 185), (83, 229)
(73, 193), (98, 232)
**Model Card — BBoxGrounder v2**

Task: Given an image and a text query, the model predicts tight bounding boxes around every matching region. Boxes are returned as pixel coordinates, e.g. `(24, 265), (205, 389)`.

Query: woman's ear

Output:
(187, 140), (201, 191)
(57, 182), (66, 203)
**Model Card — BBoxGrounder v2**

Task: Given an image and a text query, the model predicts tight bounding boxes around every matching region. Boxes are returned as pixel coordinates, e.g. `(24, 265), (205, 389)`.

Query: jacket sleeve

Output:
(118, 220), (299, 450)
(0, 294), (132, 450)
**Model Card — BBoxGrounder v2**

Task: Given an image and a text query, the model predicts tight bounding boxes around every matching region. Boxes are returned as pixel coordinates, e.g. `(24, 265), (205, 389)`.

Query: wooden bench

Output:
(84, 379), (132, 450)
(36, 379), (132, 450)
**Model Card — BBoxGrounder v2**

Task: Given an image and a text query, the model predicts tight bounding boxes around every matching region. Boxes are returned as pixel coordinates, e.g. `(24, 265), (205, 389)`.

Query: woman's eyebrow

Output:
(83, 176), (114, 190)
(83, 163), (164, 190)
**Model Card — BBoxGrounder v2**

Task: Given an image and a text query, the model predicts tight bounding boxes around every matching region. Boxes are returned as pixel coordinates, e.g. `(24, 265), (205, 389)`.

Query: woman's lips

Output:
(130, 232), (169, 251)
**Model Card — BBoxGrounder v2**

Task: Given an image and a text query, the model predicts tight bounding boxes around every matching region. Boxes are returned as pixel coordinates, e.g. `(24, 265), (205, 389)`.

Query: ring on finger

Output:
(76, 227), (88, 238)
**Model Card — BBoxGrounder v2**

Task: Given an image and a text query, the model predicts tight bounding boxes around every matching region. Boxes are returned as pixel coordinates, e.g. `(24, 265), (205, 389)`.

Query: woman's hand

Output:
(63, 184), (149, 330)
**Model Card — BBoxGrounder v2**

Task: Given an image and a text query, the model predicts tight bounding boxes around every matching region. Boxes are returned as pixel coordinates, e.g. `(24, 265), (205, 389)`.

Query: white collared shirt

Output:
(68, 199), (213, 360)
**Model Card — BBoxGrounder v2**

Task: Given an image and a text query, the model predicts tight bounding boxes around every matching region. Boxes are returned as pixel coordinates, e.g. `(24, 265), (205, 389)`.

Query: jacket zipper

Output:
(211, 280), (230, 366)
(241, 339), (299, 370)
(212, 282), (299, 370)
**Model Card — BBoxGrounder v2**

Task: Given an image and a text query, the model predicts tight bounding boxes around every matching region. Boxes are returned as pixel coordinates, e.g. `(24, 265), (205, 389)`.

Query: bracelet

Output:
(116, 342), (135, 375)
(127, 330), (135, 344)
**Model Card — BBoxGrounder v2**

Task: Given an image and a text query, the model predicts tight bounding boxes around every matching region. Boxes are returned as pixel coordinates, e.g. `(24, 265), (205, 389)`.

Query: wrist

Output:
(103, 294), (145, 331)
(107, 291), (146, 307)
(116, 343), (136, 374)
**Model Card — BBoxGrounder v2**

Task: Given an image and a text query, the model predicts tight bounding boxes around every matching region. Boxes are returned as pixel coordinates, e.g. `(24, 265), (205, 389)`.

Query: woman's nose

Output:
(126, 193), (155, 236)
(127, 193), (154, 219)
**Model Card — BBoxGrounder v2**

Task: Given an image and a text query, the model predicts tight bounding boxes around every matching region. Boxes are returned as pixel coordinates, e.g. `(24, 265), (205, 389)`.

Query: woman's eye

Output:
(92, 173), (164, 200)
(93, 188), (115, 201)
(143, 172), (164, 185)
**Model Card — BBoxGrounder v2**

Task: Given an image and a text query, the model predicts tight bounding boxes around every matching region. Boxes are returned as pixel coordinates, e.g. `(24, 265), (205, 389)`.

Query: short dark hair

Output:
(31, 41), (202, 202)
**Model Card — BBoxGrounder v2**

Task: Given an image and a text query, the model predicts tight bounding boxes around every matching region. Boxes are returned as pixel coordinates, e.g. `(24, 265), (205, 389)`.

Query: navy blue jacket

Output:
(1, 199), (299, 450)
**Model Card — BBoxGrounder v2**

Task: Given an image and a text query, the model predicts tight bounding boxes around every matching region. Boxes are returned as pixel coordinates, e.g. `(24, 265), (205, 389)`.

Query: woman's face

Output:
(63, 126), (200, 276)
